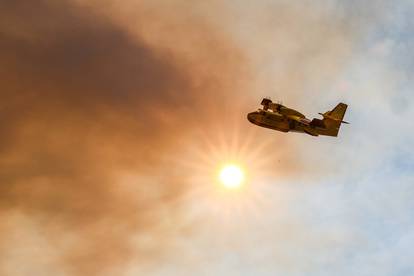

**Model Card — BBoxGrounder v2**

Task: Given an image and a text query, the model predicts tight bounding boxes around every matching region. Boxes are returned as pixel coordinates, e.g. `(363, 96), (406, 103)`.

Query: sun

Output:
(219, 164), (245, 189)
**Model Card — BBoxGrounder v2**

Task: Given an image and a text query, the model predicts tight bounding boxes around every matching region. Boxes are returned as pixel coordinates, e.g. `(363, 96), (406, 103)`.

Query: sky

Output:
(0, 0), (413, 275)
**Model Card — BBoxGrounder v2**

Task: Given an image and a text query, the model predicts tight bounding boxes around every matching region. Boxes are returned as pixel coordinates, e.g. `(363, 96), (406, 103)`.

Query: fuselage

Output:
(247, 109), (313, 135)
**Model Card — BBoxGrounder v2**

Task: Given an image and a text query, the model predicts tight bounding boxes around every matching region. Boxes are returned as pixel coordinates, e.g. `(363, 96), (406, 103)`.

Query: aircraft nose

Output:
(247, 112), (256, 123)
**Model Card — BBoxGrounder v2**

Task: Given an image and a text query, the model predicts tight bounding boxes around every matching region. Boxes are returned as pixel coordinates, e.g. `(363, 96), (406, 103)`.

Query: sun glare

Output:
(219, 165), (244, 189)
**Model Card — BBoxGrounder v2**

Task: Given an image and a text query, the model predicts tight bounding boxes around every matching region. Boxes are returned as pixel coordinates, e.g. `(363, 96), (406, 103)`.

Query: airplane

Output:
(247, 98), (348, 137)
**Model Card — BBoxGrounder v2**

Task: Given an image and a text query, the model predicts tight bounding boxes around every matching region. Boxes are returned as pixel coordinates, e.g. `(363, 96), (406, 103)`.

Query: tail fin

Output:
(324, 103), (348, 122)
(317, 103), (348, 136)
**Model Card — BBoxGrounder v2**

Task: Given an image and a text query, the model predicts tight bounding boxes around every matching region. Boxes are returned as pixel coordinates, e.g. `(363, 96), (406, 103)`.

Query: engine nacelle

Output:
(261, 98), (272, 111)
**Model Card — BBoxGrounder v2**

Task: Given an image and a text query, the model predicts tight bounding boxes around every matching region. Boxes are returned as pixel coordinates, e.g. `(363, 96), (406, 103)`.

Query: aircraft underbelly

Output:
(248, 113), (291, 132)
(262, 119), (289, 132)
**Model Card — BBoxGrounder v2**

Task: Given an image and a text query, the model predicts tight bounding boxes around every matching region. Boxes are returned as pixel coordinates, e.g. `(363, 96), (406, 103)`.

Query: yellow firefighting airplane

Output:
(247, 98), (348, 137)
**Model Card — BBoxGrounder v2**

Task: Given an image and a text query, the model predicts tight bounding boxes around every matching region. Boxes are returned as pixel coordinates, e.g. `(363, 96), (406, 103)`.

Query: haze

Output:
(0, 0), (413, 275)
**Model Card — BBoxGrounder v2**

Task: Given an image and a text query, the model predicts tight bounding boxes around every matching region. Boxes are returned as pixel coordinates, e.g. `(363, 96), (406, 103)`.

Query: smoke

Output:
(0, 0), (249, 274)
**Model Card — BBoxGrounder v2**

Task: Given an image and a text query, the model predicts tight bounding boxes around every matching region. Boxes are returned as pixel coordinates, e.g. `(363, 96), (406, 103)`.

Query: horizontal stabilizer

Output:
(318, 113), (349, 124)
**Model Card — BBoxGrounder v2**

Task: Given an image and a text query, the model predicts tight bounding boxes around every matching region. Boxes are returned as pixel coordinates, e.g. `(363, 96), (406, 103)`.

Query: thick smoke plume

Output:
(0, 0), (248, 274)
